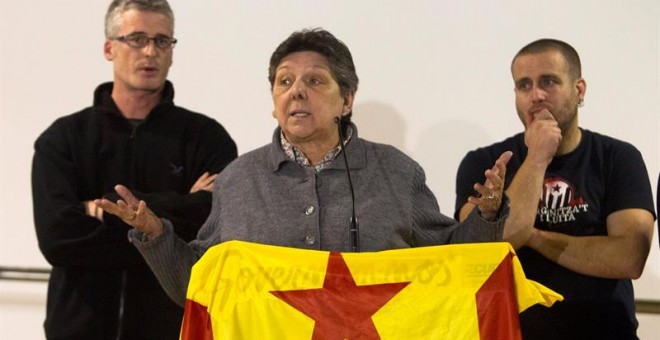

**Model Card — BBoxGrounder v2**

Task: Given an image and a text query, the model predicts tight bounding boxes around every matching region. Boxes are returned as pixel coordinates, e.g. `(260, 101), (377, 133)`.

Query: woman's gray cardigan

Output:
(129, 125), (507, 306)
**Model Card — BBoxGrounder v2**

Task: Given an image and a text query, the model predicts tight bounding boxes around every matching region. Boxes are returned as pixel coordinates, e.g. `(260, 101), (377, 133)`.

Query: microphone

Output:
(334, 116), (360, 252)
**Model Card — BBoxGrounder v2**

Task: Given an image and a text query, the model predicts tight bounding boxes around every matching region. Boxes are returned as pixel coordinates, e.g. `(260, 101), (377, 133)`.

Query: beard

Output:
(552, 96), (580, 132)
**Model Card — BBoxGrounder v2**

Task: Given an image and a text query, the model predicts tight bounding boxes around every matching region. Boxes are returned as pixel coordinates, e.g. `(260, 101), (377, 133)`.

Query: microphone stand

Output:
(334, 117), (360, 252)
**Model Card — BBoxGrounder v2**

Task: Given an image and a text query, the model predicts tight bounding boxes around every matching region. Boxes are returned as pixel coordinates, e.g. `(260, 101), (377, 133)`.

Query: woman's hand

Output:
(468, 151), (512, 221)
(95, 185), (164, 238)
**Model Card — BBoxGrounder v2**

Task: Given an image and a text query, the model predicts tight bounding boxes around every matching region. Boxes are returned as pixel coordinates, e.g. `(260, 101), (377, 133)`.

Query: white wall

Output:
(1, 1), (658, 339)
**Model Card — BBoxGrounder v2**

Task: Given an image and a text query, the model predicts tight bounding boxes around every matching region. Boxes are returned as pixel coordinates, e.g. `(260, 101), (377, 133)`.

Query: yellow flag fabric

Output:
(181, 241), (562, 340)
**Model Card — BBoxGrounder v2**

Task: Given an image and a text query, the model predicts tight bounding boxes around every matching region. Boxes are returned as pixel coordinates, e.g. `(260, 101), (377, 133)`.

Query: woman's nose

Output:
(291, 81), (307, 100)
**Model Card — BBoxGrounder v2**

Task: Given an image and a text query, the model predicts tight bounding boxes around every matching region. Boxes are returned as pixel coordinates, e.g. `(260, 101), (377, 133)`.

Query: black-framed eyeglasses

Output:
(112, 34), (177, 50)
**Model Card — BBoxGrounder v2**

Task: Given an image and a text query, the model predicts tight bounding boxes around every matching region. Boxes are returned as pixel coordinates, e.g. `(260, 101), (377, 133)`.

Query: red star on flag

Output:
(271, 252), (410, 339)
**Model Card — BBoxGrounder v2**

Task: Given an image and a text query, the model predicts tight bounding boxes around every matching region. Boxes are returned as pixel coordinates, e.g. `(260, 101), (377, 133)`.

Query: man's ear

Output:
(104, 40), (114, 61)
(576, 77), (587, 102)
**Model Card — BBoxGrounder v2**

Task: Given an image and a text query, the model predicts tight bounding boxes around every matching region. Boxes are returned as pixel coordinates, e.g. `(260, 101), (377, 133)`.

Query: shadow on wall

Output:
(416, 119), (496, 165)
(415, 120), (496, 212)
(352, 101), (407, 153)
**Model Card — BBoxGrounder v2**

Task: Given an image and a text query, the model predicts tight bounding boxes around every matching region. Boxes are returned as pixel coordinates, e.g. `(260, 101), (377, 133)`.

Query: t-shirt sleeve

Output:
(605, 142), (656, 218)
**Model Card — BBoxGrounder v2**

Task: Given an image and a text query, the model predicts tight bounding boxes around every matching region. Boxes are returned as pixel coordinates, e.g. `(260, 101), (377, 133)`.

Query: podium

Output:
(180, 241), (560, 339)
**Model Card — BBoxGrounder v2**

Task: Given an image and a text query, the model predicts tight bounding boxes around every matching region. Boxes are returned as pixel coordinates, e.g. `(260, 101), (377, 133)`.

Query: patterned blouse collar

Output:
(280, 126), (353, 172)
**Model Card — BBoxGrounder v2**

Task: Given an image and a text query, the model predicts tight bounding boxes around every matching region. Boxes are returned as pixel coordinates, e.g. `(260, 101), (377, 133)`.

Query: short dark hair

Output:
(268, 28), (359, 97)
(512, 38), (582, 80)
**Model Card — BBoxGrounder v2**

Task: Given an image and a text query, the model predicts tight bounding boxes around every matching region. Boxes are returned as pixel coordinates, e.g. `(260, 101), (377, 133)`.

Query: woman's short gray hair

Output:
(268, 28), (359, 97)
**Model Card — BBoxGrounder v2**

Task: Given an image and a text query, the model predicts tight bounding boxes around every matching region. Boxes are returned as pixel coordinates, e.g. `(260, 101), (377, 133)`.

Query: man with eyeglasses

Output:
(31, 1), (237, 339)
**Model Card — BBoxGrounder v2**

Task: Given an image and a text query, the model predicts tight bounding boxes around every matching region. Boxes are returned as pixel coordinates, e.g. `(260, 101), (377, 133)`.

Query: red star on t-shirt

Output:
(271, 252), (410, 339)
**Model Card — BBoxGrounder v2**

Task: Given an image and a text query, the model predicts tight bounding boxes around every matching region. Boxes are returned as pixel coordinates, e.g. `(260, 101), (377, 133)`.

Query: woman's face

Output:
(272, 51), (354, 147)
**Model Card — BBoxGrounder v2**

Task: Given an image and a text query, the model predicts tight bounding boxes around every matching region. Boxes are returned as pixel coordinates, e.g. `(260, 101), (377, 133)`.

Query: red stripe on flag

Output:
(476, 252), (522, 340)
(181, 299), (214, 340)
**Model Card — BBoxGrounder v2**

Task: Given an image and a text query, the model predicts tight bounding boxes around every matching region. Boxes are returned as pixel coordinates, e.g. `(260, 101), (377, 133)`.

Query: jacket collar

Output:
(93, 80), (175, 119)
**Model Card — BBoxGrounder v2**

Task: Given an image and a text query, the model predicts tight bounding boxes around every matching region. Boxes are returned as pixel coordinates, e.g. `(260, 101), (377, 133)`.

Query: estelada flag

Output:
(181, 241), (562, 340)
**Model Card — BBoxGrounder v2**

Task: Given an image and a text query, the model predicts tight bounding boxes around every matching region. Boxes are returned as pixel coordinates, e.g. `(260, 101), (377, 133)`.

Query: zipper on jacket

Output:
(127, 118), (144, 139)
(129, 125), (138, 139)
(115, 269), (127, 340)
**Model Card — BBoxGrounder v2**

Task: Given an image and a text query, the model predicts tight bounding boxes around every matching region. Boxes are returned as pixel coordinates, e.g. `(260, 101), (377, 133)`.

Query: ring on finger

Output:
(126, 211), (136, 220)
